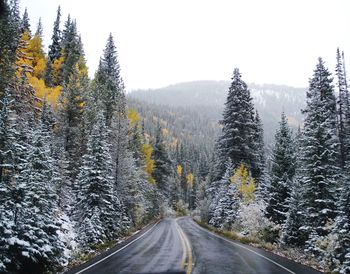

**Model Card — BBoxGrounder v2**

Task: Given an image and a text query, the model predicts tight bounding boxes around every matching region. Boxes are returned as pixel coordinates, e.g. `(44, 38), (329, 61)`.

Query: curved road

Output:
(66, 217), (323, 274)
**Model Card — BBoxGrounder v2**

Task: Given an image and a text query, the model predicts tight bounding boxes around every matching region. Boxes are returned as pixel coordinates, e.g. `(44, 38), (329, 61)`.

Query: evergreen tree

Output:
(336, 48), (350, 168)
(266, 112), (296, 224)
(60, 17), (84, 85)
(6, 124), (64, 274)
(75, 112), (129, 247)
(281, 179), (306, 246)
(252, 110), (267, 197)
(48, 6), (61, 62)
(59, 64), (86, 179)
(300, 58), (340, 248)
(35, 17), (43, 37)
(20, 7), (30, 35)
(94, 33), (124, 127)
(215, 68), (256, 179)
(332, 177), (350, 273)
(209, 161), (239, 229)
(45, 6), (61, 86)
(153, 125), (171, 195)
(0, 0), (21, 100)
(0, 91), (20, 273)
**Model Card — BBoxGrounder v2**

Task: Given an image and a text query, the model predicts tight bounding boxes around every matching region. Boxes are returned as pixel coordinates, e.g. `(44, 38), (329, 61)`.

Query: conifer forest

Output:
(1, 1), (350, 274)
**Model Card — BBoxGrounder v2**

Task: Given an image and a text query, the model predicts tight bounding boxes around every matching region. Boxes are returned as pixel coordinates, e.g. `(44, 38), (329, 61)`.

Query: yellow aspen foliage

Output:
(231, 164), (256, 203)
(177, 165), (183, 177)
(29, 76), (62, 109)
(186, 173), (194, 187)
(128, 108), (141, 127)
(141, 144), (156, 184)
(26, 34), (46, 78)
(52, 54), (64, 85)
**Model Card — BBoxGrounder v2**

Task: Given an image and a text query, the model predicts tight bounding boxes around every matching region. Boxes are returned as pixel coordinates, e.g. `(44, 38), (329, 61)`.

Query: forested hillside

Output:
(129, 81), (306, 143)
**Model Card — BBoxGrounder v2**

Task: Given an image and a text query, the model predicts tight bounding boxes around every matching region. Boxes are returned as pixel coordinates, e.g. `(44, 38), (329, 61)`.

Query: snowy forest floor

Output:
(192, 217), (325, 273)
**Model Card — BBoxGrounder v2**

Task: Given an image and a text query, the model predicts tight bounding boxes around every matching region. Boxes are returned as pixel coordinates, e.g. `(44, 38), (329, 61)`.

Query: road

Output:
(66, 217), (323, 274)
(178, 217), (322, 274)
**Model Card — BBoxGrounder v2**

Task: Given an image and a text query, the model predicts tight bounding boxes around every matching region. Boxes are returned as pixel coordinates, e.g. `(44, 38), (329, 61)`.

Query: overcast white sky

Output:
(20, 0), (350, 90)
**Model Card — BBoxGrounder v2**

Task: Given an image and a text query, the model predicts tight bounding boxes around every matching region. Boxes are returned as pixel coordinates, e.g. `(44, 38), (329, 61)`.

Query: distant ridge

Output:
(128, 80), (307, 143)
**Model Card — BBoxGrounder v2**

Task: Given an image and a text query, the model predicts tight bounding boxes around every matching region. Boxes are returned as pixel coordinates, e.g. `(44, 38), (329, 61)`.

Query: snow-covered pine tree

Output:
(0, 0), (21, 98)
(215, 68), (256, 179)
(336, 48), (350, 168)
(60, 17), (85, 85)
(331, 175), (350, 273)
(75, 112), (129, 248)
(20, 7), (30, 36)
(153, 125), (171, 196)
(281, 179), (307, 246)
(209, 160), (239, 229)
(45, 5), (61, 87)
(6, 124), (64, 274)
(266, 112), (296, 224)
(94, 33), (124, 127)
(35, 17), (43, 37)
(252, 110), (268, 199)
(59, 64), (85, 180)
(0, 90), (21, 273)
(300, 58), (340, 253)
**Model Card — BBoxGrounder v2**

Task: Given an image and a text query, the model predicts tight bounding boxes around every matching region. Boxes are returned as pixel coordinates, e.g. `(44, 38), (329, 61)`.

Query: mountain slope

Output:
(128, 81), (306, 144)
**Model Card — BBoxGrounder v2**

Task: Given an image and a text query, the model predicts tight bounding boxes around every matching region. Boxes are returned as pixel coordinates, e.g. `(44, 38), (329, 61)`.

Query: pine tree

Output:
(75, 112), (129, 247)
(336, 48), (350, 168)
(300, 58), (340, 248)
(332, 177), (350, 273)
(266, 112), (296, 224)
(0, 91), (20, 273)
(215, 68), (256, 179)
(20, 7), (30, 35)
(45, 6), (61, 86)
(59, 64), (86, 179)
(7, 124), (64, 274)
(209, 160), (239, 229)
(153, 125), (171, 195)
(281, 180), (306, 246)
(48, 6), (61, 62)
(0, 0), (21, 100)
(60, 17), (84, 85)
(35, 17), (43, 37)
(94, 33), (124, 127)
(252, 110), (267, 198)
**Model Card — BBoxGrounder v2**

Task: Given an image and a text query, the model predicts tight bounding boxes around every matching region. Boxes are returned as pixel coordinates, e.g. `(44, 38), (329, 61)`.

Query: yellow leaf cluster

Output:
(52, 55), (64, 85)
(27, 34), (46, 78)
(177, 165), (182, 177)
(14, 31), (64, 109)
(231, 164), (256, 203)
(128, 108), (141, 127)
(186, 173), (194, 186)
(29, 77), (62, 109)
(141, 144), (155, 184)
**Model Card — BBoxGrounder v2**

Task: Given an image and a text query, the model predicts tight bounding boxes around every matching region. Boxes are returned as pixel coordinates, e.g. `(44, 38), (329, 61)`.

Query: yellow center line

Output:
(176, 219), (193, 274)
(176, 222), (187, 270)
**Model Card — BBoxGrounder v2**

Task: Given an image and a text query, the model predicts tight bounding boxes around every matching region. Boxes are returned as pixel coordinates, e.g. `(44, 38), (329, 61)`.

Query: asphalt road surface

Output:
(66, 217), (323, 274)
(177, 217), (322, 274)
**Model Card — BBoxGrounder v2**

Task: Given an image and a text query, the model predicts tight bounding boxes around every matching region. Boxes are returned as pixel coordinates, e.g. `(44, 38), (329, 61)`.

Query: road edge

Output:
(63, 219), (161, 274)
(190, 217), (324, 274)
